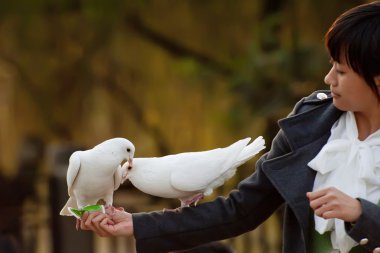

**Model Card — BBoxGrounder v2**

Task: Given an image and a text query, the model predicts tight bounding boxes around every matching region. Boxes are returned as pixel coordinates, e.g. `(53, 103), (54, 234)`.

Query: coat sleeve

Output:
(132, 156), (283, 252)
(346, 198), (380, 251)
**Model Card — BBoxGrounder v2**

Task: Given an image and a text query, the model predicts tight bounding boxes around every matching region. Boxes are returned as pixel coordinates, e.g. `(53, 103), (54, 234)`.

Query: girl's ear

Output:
(374, 75), (380, 95)
(376, 75), (380, 86)
(376, 75), (380, 94)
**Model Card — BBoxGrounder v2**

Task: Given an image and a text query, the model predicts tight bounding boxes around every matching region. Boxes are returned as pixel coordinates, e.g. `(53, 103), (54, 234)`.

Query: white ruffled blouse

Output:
(308, 111), (380, 253)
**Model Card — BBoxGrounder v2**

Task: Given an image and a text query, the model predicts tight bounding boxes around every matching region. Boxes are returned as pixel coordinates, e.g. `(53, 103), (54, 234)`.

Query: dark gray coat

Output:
(132, 90), (380, 253)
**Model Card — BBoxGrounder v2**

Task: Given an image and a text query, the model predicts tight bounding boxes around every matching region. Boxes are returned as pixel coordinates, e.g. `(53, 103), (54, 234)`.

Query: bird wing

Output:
(170, 138), (251, 192)
(66, 151), (81, 195)
(233, 136), (265, 168)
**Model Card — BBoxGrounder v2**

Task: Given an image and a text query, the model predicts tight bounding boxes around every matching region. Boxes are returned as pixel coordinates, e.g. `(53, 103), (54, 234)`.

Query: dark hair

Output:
(325, 1), (380, 98)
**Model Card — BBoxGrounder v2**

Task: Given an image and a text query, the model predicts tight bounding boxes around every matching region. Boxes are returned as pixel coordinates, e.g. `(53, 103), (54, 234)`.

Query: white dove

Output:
(123, 136), (265, 207)
(60, 137), (135, 216)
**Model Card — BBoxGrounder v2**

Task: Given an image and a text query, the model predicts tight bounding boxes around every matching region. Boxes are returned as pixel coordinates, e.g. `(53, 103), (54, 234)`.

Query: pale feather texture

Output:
(124, 136), (265, 207)
(60, 138), (135, 216)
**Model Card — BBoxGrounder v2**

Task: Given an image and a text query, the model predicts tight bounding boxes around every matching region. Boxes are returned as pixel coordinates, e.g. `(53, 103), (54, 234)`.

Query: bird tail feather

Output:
(60, 196), (77, 216)
(235, 136), (265, 167)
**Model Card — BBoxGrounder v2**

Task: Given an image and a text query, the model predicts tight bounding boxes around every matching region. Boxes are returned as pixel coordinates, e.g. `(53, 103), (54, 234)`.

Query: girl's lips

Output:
(331, 91), (339, 98)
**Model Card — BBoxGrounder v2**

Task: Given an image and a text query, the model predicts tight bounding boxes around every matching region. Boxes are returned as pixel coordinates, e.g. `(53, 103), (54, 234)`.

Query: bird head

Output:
(120, 138), (135, 167)
(99, 137), (135, 165)
(121, 160), (133, 179)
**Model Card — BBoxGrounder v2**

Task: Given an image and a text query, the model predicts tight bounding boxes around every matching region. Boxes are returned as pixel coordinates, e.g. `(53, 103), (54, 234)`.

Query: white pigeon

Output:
(60, 137), (135, 216)
(123, 136), (265, 207)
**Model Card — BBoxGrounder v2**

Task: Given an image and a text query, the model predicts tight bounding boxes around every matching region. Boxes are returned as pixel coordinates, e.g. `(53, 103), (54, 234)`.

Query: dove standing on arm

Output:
(60, 137), (135, 216)
(123, 136), (265, 207)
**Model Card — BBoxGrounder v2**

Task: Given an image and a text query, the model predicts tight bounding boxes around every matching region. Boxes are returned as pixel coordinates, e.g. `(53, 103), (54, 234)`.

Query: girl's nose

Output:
(324, 66), (337, 86)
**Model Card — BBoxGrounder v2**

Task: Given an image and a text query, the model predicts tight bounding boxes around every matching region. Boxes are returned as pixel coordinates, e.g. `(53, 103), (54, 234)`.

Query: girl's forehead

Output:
(328, 53), (348, 65)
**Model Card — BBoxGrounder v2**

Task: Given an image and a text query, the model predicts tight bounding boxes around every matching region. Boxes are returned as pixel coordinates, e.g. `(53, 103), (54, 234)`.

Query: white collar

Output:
(308, 111), (380, 253)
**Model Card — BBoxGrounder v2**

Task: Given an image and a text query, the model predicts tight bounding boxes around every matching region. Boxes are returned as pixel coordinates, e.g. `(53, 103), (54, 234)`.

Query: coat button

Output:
(373, 247), (380, 253)
(317, 92), (328, 100)
(359, 238), (369, 245)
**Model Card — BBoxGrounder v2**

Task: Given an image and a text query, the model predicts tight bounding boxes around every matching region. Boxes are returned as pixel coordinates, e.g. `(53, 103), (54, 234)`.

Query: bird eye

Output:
(127, 148), (131, 152)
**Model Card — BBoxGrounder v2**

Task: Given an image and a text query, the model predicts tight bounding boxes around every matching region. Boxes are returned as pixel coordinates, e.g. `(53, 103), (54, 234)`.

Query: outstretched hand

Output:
(307, 187), (362, 223)
(79, 206), (134, 237)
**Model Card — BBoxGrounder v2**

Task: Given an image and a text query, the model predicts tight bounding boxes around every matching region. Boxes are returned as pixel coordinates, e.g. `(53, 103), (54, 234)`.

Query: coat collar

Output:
(278, 98), (342, 151)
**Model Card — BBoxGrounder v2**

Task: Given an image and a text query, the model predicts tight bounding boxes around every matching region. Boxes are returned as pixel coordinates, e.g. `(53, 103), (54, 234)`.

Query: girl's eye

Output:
(336, 70), (345, 75)
(334, 65), (344, 75)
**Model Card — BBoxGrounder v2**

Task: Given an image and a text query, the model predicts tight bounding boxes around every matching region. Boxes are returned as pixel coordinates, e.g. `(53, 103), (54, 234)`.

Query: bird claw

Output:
(105, 204), (114, 212)
(181, 193), (204, 208)
(163, 207), (182, 213)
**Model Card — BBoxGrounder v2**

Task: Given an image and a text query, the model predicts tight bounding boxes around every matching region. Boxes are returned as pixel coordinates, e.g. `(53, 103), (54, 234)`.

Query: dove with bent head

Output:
(60, 138), (135, 216)
(123, 136), (265, 207)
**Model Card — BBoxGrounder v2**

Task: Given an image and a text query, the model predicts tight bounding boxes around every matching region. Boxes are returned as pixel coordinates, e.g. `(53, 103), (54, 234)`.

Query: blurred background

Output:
(0, 0), (369, 252)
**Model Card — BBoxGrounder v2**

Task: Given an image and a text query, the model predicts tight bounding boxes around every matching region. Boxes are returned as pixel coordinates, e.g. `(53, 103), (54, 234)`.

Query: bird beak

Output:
(128, 158), (133, 168)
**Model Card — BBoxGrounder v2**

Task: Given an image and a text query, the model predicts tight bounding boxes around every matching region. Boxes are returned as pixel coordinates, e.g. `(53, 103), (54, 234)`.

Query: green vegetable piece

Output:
(68, 204), (105, 219)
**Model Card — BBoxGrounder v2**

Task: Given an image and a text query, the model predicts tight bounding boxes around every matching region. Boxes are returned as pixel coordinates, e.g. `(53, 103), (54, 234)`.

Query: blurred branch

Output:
(100, 77), (170, 156)
(0, 52), (61, 136)
(125, 15), (233, 76)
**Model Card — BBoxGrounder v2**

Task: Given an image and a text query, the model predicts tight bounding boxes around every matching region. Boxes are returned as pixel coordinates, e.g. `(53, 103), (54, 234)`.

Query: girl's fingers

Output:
(307, 187), (338, 210)
(309, 196), (329, 210)
(314, 202), (332, 217)
(85, 212), (104, 227)
(320, 210), (338, 219)
(307, 187), (331, 200)
(77, 209), (125, 237)
(76, 219), (81, 231)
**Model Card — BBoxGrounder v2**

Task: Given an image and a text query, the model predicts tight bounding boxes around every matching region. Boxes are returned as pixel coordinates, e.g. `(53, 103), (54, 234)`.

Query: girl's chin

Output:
(332, 101), (349, 112)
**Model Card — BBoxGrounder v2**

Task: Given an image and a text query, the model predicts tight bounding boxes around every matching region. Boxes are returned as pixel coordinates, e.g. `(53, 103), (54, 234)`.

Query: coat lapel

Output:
(262, 101), (342, 242)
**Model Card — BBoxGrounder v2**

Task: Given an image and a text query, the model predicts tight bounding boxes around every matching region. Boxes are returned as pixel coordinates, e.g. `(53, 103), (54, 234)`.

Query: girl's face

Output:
(324, 57), (380, 113)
